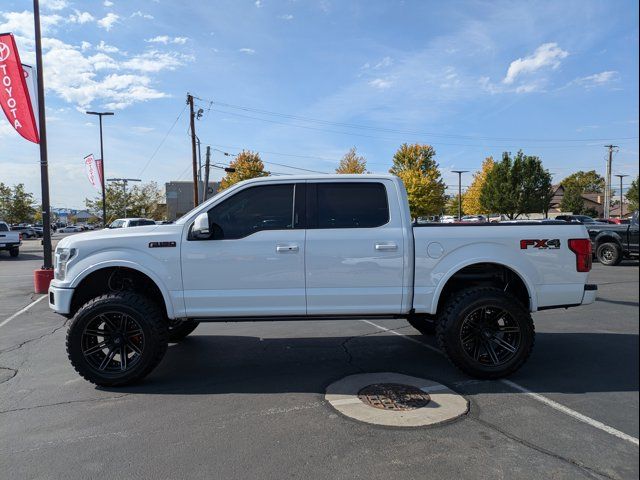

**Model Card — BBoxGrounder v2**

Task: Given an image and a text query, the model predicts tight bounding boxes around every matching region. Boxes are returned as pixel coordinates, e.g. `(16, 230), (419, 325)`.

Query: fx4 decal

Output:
(520, 239), (561, 250)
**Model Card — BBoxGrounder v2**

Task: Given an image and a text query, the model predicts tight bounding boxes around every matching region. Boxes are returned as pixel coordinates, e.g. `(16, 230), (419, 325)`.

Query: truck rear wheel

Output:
(436, 287), (534, 379)
(9, 247), (19, 257)
(66, 292), (168, 386)
(596, 242), (622, 266)
(168, 319), (199, 342)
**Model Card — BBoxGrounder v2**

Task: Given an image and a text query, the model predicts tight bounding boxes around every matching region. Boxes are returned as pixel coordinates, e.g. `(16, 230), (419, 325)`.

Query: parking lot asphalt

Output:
(0, 237), (638, 480)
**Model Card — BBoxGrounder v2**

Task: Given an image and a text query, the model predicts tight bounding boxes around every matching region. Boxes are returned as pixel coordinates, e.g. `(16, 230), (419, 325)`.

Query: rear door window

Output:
(313, 182), (389, 229)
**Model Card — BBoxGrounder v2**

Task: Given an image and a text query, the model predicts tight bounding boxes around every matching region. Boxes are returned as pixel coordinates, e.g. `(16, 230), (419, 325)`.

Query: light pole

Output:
(452, 170), (468, 221)
(614, 174), (629, 219)
(106, 178), (141, 218)
(86, 111), (114, 227)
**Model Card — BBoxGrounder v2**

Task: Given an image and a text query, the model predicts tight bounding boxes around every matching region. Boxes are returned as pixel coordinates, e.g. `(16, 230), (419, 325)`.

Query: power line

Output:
(138, 104), (188, 177)
(205, 99), (638, 143)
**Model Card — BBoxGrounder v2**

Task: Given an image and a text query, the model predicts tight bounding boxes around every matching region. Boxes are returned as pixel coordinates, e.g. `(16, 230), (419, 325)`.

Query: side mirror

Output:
(191, 212), (210, 239)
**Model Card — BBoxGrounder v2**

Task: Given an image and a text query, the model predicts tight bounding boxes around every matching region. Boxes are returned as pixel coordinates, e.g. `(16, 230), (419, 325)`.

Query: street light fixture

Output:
(86, 111), (114, 227)
(614, 174), (629, 219)
(451, 170), (468, 221)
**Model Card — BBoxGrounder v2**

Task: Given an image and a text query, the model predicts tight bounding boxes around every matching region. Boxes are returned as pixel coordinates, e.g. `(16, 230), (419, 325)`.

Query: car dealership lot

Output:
(0, 243), (638, 479)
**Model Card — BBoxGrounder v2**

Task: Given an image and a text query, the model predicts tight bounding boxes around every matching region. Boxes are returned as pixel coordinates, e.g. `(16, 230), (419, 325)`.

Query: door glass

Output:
(207, 184), (294, 239)
(316, 183), (389, 228)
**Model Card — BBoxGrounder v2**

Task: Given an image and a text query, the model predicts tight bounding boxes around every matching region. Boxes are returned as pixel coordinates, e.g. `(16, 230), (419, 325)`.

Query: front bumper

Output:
(581, 284), (597, 305)
(48, 285), (74, 315)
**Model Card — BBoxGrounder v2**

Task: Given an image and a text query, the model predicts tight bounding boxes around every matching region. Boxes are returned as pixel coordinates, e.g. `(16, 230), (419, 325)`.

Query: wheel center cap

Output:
(113, 336), (123, 345)
(482, 330), (492, 339)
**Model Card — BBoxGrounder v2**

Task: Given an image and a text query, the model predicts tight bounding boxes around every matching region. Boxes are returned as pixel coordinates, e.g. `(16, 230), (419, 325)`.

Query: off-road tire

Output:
(436, 287), (535, 379)
(596, 242), (622, 266)
(168, 319), (199, 342)
(407, 315), (436, 335)
(9, 247), (19, 257)
(66, 292), (168, 387)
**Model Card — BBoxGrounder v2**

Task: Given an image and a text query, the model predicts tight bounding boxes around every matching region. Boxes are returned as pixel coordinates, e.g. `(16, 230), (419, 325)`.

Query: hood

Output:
(57, 223), (183, 249)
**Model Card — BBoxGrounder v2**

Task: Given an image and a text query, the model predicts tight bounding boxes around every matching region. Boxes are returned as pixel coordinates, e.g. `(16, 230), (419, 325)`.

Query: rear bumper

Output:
(0, 241), (21, 250)
(581, 284), (597, 305)
(48, 285), (74, 315)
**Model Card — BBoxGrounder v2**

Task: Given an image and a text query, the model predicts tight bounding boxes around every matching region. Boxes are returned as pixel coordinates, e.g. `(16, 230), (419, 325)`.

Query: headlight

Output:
(54, 247), (77, 280)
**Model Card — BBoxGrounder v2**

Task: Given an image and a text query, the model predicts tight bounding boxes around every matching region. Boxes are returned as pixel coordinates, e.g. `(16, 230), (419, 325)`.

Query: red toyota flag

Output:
(0, 33), (39, 143)
(95, 158), (104, 187)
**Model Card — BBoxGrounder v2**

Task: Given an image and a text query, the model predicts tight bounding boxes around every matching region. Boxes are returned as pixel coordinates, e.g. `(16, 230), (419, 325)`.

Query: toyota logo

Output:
(0, 42), (10, 62)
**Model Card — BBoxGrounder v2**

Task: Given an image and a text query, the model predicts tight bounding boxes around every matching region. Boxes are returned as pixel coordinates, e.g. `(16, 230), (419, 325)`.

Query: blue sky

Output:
(1, 0), (638, 209)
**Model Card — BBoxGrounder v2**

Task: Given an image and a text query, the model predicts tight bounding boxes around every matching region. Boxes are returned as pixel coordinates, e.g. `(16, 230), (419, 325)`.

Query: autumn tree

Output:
(336, 147), (368, 174)
(389, 143), (446, 218)
(480, 151), (553, 219)
(627, 176), (639, 212)
(462, 156), (495, 215)
(219, 150), (269, 190)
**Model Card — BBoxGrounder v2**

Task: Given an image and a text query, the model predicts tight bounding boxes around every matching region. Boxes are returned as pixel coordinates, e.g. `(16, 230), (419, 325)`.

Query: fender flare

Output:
(69, 259), (178, 319)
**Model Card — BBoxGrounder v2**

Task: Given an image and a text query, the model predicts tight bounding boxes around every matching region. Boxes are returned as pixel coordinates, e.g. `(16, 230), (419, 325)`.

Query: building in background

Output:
(165, 181), (220, 220)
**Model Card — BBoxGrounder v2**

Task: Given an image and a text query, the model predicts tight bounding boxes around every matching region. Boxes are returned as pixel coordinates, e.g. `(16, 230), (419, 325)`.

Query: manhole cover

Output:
(358, 383), (431, 411)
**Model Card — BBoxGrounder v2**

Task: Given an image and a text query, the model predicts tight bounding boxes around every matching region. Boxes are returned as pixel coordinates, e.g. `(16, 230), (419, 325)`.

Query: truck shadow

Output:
(103, 330), (639, 397)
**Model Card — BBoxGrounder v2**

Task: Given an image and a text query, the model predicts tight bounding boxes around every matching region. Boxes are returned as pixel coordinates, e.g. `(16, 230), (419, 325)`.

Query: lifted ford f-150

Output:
(49, 175), (596, 386)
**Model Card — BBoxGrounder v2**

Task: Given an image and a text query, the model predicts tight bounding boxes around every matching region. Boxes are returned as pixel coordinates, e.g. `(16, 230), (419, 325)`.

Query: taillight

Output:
(19, 233), (22, 241)
(568, 239), (592, 272)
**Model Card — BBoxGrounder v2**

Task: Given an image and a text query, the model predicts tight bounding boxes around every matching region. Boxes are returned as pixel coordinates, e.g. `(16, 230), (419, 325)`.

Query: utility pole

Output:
(106, 178), (141, 218)
(187, 94), (199, 207)
(604, 145), (618, 218)
(452, 170), (468, 221)
(615, 174), (629, 219)
(33, 0), (53, 271)
(203, 146), (211, 202)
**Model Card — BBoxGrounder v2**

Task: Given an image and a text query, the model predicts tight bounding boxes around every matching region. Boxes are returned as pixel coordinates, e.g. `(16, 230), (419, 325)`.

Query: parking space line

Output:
(360, 319), (640, 447)
(0, 295), (47, 329)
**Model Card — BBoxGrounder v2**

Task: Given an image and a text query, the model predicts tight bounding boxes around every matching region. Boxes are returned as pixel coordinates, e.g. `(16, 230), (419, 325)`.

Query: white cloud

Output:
(145, 35), (188, 45)
(368, 78), (392, 89)
(239, 48), (255, 55)
(573, 70), (618, 88)
(122, 51), (192, 72)
(68, 10), (95, 24)
(97, 13), (119, 31)
(88, 52), (119, 70)
(131, 11), (154, 20)
(255, 0), (263, 7)
(278, 14), (294, 21)
(374, 57), (393, 69)
(81, 41), (92, 51)
(503, 42), (568, 84)
(104, 1), (114, 6)
(96, 40), (119, 53)
(41, 0), (69, 11)
(0, 10), (64, 38)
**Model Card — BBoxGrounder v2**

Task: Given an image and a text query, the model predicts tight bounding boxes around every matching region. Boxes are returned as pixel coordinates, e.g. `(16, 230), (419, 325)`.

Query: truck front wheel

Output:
(436, 287), (535, 379)
(66, 292), (168, 386)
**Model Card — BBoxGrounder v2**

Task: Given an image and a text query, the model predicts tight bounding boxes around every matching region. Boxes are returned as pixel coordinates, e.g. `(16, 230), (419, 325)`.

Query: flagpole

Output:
(33, 0), (52, 272)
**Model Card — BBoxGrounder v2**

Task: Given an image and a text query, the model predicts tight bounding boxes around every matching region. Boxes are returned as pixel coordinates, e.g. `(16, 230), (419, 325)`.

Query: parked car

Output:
(109, 218), (157, 228)
(554, 215), (603, 225)
(10, 224), (38, 238)
(587, 211), (639, 265)
(58, 225), (83, 233)
(49, 175), (597, 387)
(440, 215), (456, 223)
(0, 221), (21, 257)
(460, 215), (487, 223)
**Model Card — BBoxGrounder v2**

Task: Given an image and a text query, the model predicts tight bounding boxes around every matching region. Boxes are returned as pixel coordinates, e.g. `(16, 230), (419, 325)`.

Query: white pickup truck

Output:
(0, 221), (21, 257)
(49, 175), (596, 386)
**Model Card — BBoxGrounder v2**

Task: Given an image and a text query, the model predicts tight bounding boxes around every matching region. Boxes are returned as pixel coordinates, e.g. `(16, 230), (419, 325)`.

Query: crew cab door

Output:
(181, 183), (306, 317)
(304, 180), (405, 315)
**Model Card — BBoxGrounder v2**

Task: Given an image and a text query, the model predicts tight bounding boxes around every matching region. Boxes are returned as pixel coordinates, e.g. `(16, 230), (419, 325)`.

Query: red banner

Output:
(95, 158), (104, 187)
(0, 33), (39, 143)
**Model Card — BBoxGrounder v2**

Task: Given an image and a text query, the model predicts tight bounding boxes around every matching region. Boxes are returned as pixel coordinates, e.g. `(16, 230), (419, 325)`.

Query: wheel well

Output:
(69, 267), (168, 318)
(436, 263), (530, 313)
(595, 236), (621, 249)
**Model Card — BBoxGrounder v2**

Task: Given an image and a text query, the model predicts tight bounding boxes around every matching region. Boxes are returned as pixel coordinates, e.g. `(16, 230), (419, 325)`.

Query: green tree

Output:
(389, 143), (446, 218)
(219, 150), (269, 190)
(462, 156), (494, 215)
(336, 147), (368, 174)
(444, 194), (464, 217)
(561, 170), (605, 193)
(0, 182), (11, 221)
(626, 176), (639, 212)
(0, 184), (37, 224)
(86, 181), (165, 222)
(480, 151), (553, 219)
(560, 183), (587, 214)
(85, 183), (128, 224)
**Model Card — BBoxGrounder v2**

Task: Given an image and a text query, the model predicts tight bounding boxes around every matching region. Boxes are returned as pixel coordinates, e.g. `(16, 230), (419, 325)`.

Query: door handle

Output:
(276, 244), (299, 253)
(375, 242), (398, 251)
